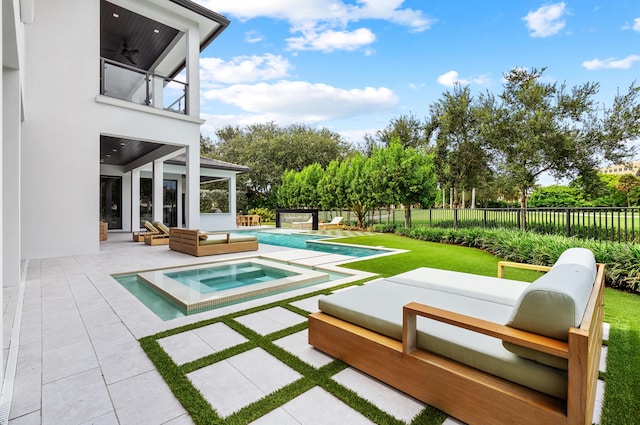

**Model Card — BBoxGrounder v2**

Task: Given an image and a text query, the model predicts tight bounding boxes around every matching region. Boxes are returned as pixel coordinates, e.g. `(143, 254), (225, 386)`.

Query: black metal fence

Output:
(319, 207), (640, 243)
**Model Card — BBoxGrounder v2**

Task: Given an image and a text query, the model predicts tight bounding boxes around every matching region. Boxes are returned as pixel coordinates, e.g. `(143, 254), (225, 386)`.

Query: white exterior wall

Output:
(21, 0), (204, 258)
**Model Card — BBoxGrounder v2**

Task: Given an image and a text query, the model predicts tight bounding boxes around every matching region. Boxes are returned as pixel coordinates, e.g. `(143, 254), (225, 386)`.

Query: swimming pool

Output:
(235, 229), (384, 257)
(114, 258), (349, 320)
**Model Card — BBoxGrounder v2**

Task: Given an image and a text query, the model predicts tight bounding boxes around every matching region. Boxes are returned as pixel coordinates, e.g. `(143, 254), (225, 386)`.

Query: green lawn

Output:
(142, 233), (640, 424)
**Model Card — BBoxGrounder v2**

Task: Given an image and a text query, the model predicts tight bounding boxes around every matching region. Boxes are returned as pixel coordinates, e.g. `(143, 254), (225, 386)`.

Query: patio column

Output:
(185, 145), (199, 229)
(131, 168), (140, 230)
(152, 159), (164, 224)
(229, 174), (237, 216)
(186, 24), (199, 118)
(3, 69), (21, 287)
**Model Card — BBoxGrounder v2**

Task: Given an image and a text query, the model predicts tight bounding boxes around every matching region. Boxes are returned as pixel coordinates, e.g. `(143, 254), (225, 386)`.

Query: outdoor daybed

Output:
(169, 228), (258, 257)
(309, 248), (605, 425)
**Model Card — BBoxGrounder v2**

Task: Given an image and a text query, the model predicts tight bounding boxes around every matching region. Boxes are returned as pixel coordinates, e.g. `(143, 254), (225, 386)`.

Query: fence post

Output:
(483, 209), (487, 228)
(454, 208), (458, 230)
(566, 208), (571, 238)
(429, 209), (432, 227)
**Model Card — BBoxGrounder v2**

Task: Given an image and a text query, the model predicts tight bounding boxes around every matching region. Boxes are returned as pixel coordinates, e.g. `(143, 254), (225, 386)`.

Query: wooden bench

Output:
(169, 228), (258, 257)
(309, 259), (605, 425)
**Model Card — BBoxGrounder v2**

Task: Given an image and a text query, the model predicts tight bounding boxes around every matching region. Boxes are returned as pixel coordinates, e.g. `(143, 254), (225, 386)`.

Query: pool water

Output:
(114, 259), (350, 321)
(236, 230), (382, 257)
(165, 262), (299, 294)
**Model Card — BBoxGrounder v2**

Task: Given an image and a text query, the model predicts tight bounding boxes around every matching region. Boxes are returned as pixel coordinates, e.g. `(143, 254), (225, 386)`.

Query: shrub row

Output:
(391, 226), (640, 292)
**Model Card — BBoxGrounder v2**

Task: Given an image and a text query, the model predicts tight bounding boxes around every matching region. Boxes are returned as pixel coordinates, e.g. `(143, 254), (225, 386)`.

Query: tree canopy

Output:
(206, 122), (352, 208)
(478, 67), (639, 228)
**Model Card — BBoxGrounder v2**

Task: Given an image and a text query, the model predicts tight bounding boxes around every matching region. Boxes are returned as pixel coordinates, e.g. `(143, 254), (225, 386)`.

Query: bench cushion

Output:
(504, 248), (597, 369)
(319, 280), (568, 399)
(387, 268), (529, 306)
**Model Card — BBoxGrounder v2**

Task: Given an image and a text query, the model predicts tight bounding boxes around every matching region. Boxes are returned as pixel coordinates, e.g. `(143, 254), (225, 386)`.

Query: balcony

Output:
(100, 58), (188, 115)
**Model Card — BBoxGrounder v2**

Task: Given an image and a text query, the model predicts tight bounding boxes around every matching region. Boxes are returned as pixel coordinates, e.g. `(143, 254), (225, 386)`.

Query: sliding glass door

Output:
(140, 178), (178, 227)
(100, 176), (122, 229)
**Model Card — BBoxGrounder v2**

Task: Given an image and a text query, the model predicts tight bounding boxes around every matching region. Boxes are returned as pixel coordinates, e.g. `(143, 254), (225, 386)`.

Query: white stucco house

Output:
(1, 0), (242, 392)
(2, 0), (245, 265)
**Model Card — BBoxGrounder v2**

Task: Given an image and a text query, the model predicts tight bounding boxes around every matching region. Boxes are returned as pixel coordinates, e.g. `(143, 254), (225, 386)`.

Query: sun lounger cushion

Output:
(503, 248), (597, 369)
(319, 280), (568, 399)
(152, 221), (171, 235)
(199, 234), (258, 246)
(387, 268), (530, 306)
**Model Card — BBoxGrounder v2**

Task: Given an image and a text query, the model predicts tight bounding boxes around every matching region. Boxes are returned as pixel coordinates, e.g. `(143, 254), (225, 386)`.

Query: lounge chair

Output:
(169, 228), (258, 256)
(309, 248), (604, 425)
(132, 220), (159, 242)
(319, 216), (343, 229)
(292, 216), (313, 229)
(144, 221), (171, 245)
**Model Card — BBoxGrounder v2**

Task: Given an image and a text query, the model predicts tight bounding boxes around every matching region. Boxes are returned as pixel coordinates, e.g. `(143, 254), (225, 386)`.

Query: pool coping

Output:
(134, 258), (332, 314)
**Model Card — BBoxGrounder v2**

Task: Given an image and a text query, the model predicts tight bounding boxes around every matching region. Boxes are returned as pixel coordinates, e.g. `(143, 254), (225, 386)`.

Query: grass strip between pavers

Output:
(140, 234), (640, 424)
(140, 278), (443, 424)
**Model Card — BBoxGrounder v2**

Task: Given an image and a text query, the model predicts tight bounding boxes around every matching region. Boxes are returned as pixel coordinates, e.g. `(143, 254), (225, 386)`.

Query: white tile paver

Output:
(279, 386), (375, 425)
(158, 331), (216, 365)
(192, 322), (248, 351)
(249, 407), (299, 425)
(7, 411), (41, 425)
(108, 369), (187, 425)
(235, 306), (306, 335)
(290, 294), (325, 313)
(188, 347), (301, 418)
(41, 368), (113, 425)
(332, 367), (425, 423)
(188, 359), (266, 418)
(273, 329), (334, 368)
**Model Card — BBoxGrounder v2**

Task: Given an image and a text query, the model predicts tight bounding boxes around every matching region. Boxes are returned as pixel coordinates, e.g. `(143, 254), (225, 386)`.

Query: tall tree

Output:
(479, 67), (639, 229)
(373, 113), (428, 148)
(209, 122), (352, 208)
(428, 85), (492, 208)
(369, 140), (437, 227)
(616, 174), (640, 207)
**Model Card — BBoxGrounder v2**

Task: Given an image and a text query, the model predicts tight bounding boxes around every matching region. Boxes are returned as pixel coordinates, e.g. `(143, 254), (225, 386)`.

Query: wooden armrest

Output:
(497, 261), (551, 278)
(402, 302), (568, 359)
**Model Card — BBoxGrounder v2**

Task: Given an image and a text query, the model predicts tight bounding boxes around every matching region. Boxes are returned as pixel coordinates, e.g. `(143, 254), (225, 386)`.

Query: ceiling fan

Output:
(118, 41), (139, 65)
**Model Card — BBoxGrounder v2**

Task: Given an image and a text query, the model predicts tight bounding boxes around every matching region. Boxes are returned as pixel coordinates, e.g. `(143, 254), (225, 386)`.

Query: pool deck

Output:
(2, 231), (608, 424)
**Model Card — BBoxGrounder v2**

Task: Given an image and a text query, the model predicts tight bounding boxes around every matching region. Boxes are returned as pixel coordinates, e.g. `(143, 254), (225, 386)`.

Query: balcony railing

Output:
(100, 58), (188, 115)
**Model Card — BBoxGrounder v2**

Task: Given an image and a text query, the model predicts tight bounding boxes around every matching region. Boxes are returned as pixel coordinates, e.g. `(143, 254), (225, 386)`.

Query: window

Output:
(200, 178), (230, 213)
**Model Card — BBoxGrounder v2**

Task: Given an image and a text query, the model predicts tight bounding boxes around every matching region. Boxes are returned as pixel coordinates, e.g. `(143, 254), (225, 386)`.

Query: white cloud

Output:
(286, 27), (376, 52)
(244, 31), (264, 43)
(437, 71), (469, 87)
(582, 54), (640, 70)
(200, 54), (292, 85)
(202, 80), (398, 122)
(522, 2), (567, 38)
(634, 18), (640, 32)
(195, 0), (433, 52)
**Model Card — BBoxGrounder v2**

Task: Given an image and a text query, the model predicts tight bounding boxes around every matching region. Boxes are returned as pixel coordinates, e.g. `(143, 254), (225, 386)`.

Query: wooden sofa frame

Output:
(169, 228), (258, 257)
(308, 261), (605, 425)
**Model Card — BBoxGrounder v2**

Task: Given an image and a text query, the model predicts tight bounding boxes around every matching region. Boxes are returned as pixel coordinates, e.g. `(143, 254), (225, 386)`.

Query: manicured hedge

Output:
(390, 226), (640, 292)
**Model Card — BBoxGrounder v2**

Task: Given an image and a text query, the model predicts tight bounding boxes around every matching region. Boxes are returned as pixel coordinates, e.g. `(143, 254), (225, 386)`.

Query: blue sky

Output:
(195, 1), (639, 155)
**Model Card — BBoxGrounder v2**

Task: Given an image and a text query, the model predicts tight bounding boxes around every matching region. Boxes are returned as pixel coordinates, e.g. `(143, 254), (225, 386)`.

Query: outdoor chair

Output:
(132, 220), (159, 242)
(144, 221), (171, 245)
(319, 216), (343, 229)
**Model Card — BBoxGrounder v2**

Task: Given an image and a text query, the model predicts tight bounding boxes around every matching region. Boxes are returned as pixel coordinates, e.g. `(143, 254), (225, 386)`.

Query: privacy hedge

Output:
(391, 226), (640, 292)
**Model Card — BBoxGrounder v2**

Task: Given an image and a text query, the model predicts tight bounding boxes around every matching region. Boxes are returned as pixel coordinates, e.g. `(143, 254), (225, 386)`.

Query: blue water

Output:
(235, 230), (382, 257)
(165, 262), (299, 294)
(114, 261), (350, 321)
